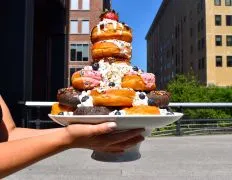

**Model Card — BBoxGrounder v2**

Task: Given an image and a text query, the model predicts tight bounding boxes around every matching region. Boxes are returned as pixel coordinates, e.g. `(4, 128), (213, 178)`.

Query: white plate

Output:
(48, 112), (183, 162)
(48, 112), (183, 129)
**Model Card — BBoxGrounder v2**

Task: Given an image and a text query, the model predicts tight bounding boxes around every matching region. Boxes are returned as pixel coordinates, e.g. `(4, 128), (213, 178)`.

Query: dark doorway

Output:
(33, 0), (67, 101)
(1, 0), (68, 126)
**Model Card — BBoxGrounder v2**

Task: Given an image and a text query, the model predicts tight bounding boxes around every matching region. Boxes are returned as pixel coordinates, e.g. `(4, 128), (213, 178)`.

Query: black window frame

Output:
(198, 39), (201, 50)
(201, 57), (205, 69)
(216, 56), (223, 67)
(201, 38), (205, 49)
(198, 58), (201, 69)
(227, 56), (232, 67)
(69, 67), (82, 83)
(225, 0), (232, 6)
(69, 43), (89, 62)
(201, 18), (204, 30)
(215, 15), (222, 26)
(198, 21), (201, 32)
(226, 15), (232, 26)
(215, 0), (221, 5)
(215, 35), (222, 46)
(226, 35), (232, 46)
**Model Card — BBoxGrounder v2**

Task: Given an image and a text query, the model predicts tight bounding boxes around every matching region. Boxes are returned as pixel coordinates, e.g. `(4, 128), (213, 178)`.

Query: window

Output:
(215, 0), (221, 5)
(200, 0), (204, 9)
(215, 15), (221, 26)
(198, 21), (201, 32)
(81, 20), (89, 34)
(201, 18), (204, 30)
(198, 59), (201, 69)
(216, 56), (222, 67)
(70, 0), (79, 10)
(198, 40), (201, 50)
(226, 15), (232, 26)
(227, 36), (232, 46)
(225, 0), (232, 6)
(198, 58), (205, 69)
(215, 35), (222, 46)
(201, 38), (205, 49)
(197, 2), (201, 13)
(69, 67), (81, 79)
(70, 20), (78, 34)
(70, 68), (76, 79)
(70, 44), (89, 61)
(82, 0), (90, 10)
(190, 45), (193, 54)
(201, 57), (205, 69)
(190, 27), (193, 37)
(227, 56), (232, 67)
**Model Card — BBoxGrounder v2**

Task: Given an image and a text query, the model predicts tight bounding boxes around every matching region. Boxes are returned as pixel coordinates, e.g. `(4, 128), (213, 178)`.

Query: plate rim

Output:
(48, 112), (184, 119)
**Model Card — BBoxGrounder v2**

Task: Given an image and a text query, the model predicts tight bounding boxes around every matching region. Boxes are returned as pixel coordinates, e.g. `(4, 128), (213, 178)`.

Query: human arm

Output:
(0, 122), (144, 178)
(0, 95), (67, 140)
(0, 95), (144, 178)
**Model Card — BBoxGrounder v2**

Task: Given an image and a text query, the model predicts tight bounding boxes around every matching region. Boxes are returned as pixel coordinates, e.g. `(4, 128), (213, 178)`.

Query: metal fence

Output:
(19, 102), (232, 136)
(153, 102), (232, 136)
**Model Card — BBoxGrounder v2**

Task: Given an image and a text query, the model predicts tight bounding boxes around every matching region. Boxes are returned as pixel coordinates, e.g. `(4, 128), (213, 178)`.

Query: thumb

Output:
(89, 122), (117, 136)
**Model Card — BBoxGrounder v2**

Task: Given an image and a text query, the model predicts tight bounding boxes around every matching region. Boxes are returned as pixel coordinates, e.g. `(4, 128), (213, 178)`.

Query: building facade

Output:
(67, 0), (110, 85)
(1, 0), (69, 125)
(146, 0), (232, 89)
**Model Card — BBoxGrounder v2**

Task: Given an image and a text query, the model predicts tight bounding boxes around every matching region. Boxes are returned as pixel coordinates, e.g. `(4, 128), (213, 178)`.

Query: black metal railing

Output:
(154, 102), (232, 136)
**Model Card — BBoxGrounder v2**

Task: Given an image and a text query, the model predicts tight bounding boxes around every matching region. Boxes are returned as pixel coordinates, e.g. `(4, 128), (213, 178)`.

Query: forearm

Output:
(0, 127), (70, 178)
(8, 127), (62, 141)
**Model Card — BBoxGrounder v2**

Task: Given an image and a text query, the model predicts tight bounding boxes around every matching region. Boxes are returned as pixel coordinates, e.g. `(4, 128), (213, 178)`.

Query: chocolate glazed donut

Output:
(147, 91), (171, 108)
(74, 106), (114, 115)
(57, 87), (81, 108)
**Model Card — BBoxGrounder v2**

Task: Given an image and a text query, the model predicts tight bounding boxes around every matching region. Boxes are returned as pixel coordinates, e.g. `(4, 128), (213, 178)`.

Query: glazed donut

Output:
(122, 105), (160, 115)
(147, 91), (171, 108)
(90, 88), (135, 107)
(94, 57), (130, 64)
(91, 40), (132, 61)
(121, 73), (156, 91)
(71, 67), (102, 90)
(91, 19), (132, 44)
(57, 87), (80, 108)
(74, 106), (114, 115)
(51, 103), (76, 115)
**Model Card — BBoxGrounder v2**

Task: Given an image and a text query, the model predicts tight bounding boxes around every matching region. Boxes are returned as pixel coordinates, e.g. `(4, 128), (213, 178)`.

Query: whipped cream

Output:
(132, 92), (148, 106)
(109, 110), (126, 116)
(77, 90), (93, 107)
(63, 112), (74, 116)
(96, 19), (129, 35)
(98, 60), (133, 87)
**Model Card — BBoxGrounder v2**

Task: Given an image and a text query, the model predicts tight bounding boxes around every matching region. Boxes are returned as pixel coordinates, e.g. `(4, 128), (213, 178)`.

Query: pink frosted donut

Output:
(71, 67), (102, 90)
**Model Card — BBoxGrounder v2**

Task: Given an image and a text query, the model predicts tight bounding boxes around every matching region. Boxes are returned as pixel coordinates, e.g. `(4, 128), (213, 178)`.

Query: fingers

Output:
(96, 135), (144, 153)
(107, 128), (145, 145)
(88, 122), (117, 136)
(114, 135), (145, 149)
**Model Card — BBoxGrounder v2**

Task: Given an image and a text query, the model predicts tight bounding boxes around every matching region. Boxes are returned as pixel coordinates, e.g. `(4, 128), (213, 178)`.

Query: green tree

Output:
(167, 74), (232, 119)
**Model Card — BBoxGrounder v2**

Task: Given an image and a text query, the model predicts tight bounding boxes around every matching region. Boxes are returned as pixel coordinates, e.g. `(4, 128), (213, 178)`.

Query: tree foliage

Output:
(167, 74), (232, 119)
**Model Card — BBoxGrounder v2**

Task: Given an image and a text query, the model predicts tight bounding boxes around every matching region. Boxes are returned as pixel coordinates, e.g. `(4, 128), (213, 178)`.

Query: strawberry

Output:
(100, 9), (119, 21)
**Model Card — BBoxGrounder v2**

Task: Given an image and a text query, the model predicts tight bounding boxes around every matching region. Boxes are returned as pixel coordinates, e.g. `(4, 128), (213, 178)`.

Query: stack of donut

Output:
(51, 9), (171, 116)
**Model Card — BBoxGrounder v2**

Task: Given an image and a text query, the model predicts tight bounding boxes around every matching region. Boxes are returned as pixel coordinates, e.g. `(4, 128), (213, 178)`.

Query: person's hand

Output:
(65, 122), (145, 153)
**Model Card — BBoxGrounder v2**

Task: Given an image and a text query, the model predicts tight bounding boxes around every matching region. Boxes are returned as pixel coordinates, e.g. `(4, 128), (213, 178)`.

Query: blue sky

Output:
(112, 0), (163, 71)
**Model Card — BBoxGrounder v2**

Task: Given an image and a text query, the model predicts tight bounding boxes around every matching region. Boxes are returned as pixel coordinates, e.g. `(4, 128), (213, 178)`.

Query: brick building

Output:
(146, 0), (232, 89)
(67, 0), (110, 85)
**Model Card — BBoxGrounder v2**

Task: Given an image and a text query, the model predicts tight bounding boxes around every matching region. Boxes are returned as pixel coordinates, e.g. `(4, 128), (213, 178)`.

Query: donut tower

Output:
(51, 9), (171, 116)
